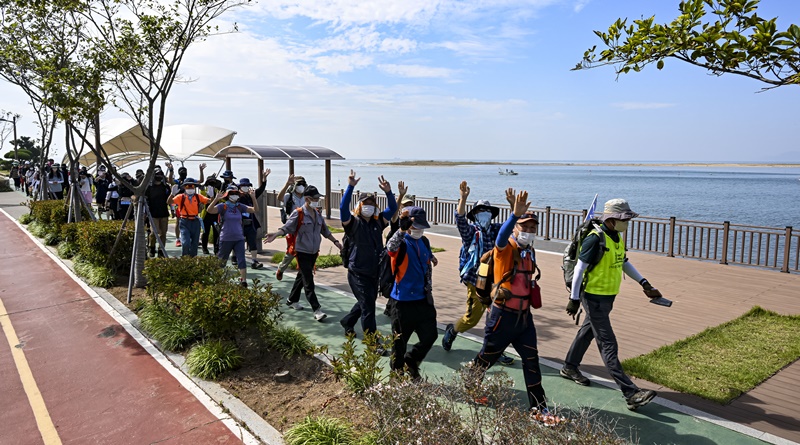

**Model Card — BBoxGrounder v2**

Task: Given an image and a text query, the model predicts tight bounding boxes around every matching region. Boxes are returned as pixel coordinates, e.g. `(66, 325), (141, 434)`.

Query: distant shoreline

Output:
(373, 160), (800, 168)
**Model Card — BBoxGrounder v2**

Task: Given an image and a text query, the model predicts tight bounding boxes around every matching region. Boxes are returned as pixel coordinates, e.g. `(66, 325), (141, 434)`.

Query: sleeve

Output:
(340, 184), (354, 223)
(173, 194), (184, 208)
(281, 209), (299, 234)
(380, 191), (397, 222)
(496, 214), (519, 249)
(255, 179), (267, 198)
(238, 203), (249, 213)
(578, 233), (602, 263)
(623, 261), (644, 283)
(215, 203), (225, 213)
(198, 194), (211, 204)
(321, 217), (333, 238)
(386, 228), (405, 253)
(455, 212), (475, 245)
(570, 260), (590, 300)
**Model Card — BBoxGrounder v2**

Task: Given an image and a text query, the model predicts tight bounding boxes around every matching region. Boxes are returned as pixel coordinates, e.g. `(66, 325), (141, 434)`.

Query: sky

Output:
(1, 0), (799, 162)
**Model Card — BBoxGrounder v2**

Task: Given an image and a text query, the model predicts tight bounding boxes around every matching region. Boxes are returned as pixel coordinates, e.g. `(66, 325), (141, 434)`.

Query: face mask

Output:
(295, 185), (305, 194)
(409, 229), (424, 239)
(308, 200), (320, 208)
(185, 188), (196, 196)
(240, 186), (250, 193)
(474, 212), (492, 228)
(228, 195), (239, 203)
(361, 205), (376, 218)
(613, 220), (629, 232)
(516, 231), (535, 247)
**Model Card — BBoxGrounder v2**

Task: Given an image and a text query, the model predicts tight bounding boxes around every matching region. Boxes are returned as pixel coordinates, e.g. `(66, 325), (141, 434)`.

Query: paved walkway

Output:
(3, 190), (799, 445)
(0, 205), (250, 444)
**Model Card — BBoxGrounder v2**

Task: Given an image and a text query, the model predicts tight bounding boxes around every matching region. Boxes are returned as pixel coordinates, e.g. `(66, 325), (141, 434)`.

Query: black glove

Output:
(640, 279), (662, 298)
(399, 216), (413, 231)
(566, 299), (580, 316)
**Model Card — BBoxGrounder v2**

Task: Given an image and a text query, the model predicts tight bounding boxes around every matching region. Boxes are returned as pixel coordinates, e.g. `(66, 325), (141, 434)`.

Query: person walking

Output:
(200, 174), (223, 255)
(94, 167), (110, 218)
(264, 185), (342, 322)
(385, 206), (437, 379)
(10, 162), (21, 190)
(144, 170), (171, 257)
(236, 169), (270, 269)
(561, 198), (660, 411)
(338, 170), (397, 337)
(47, 163), (65, 199)
(169, 178), (210, 257)
(117, 172), (135, 221)
(77, 168), (94, 205)
(470, 190), (551, 414)
(207, 185), (257, 287)
(274, 174), (308, 280)
(442, 181), (515, 366)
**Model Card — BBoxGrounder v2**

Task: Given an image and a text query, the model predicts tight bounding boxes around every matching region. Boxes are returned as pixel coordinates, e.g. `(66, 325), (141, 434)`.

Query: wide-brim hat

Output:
(406, 205), (430, 229)
(467, 199), (500, 221)
(221, 170), (236, 179)
(181, 177), (200, 187)
(400, 194), (415, 205)
(293, 175), (306, 185)
(238, 177), (253, 187)
(601, 198), (639, 221)
(303, 185), (322, 198)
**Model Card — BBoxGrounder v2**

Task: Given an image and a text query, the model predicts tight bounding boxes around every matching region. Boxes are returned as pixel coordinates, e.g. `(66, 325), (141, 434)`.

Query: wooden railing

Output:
(266, 190), (798, 273)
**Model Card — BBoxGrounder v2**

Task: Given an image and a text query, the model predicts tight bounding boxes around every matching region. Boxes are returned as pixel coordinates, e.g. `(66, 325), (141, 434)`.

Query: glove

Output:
(399, 216), (413, 231)
(566, 299), (580, 317)
(640, 279), (662, 298)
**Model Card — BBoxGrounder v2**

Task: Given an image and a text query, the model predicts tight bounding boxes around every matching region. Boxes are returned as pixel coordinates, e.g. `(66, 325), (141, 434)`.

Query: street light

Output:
(0, 115), (18, 160)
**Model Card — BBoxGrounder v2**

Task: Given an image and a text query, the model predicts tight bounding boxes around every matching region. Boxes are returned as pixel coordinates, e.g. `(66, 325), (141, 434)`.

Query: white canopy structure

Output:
(159, 124), (236, 162)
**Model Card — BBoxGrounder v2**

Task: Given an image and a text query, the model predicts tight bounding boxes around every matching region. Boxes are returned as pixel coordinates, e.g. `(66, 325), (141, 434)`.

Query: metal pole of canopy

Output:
(325, 159), (332, 219)
(225, 156), (232, 171)
(289, 159), (295, 175)
(257, 158), (267, 245)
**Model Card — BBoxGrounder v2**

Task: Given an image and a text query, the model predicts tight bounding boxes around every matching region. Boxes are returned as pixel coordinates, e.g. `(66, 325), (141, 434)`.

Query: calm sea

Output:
(162, 159), (800, 229)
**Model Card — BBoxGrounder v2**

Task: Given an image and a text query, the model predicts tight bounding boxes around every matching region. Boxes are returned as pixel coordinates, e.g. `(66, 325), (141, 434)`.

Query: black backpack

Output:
(378, 236), (430, 298)
(562, 218), (606, 293)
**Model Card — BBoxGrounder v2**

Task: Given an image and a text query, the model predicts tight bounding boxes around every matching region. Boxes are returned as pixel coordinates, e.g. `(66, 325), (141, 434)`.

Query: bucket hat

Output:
(601, 199), (639, 221)
(238, 177), (253, 187)
(400, 194), (415, 206)
(181, 177), (200, 187)
(303, 185), (322, 199)
(221, 170), (235, 179)
(467, 199), (500, 222)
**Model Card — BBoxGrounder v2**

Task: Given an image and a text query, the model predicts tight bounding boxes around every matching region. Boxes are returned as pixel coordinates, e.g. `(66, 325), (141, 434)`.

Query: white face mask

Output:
(228, 195), (240, 203)
(409, 229), (424, 239)
(474, 212), (492, 228)
(360, 205), (376, 218)
(308, 200), (320, 208)
(516, 231), (535, 247)
(613, 220), (629, 232)
(295, 185), (305, 194)
(240, 186), (250, 193)
(185, 188), (196, 196)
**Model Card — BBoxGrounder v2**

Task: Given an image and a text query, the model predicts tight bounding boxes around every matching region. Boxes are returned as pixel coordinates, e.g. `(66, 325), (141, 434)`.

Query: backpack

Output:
(285, 207), (305, 256)
(340, 232), (353, 268)
(562, 218), (606, 293)
(281, 188), (296, 223)
(475, 245), (540, 307)
(378, 236), (431, 299)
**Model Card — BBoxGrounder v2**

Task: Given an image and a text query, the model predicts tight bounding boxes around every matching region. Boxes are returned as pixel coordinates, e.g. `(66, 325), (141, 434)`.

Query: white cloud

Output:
(378, 64), (456, 78)
(574, 0), (591, 13)
(379, 38), (417, 54)
(611, 102), (676, 110)
(316, 53), (374, 74)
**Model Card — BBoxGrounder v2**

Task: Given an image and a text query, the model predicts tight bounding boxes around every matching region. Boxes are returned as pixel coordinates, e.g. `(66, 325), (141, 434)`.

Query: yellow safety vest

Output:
(583, 229), (626, 296)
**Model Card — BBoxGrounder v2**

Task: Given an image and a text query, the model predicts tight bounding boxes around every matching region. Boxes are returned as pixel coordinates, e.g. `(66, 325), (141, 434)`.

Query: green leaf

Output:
(657, 59), (665, 70)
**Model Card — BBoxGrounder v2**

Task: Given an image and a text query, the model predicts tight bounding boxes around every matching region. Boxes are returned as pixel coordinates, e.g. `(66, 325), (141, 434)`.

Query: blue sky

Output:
(1, 0), (799, 162)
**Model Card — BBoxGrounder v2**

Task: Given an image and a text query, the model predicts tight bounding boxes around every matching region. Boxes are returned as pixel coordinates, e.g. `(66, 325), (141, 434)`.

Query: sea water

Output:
(159, 159), (800, 229)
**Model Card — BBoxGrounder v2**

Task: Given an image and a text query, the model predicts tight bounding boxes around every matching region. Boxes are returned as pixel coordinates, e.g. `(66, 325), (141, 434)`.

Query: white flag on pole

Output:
(584, 194), (598, 222)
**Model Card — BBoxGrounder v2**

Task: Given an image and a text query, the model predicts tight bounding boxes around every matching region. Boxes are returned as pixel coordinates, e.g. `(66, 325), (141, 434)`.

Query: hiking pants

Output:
(387, 298), (438, 373)
(474, 305), (547, 410)
(148, 217), (169, 253)
(179, 218), (202, 257)
(218, 240), (246, 270)
(278, 252), (295, 273)
(341, 270), (379, 335)
(201, 212), (219, 253)
(454, 283), (488, 333)
(243, 223), (258, 252)
(288, 251), (321, 311)
(564, 293), (638, 398)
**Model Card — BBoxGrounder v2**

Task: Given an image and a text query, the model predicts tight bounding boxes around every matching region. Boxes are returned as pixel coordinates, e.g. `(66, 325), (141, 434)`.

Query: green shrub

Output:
(324, 332), (391, 395)
(74, 220), (134, 271)
(57, 241), (78, 259)
(27, 221), (47, 238)
(73, 260), (115, 287)
(19, 213), (33, 224)
(186, 339), (242, 380)
(284, 416), (357, 445)
(143, 256), (228, 299)
(173, 280), (281, 339)
(266, 325), (314, 358)
(138, 300), (200, 351)
(43, 231), (60, 246)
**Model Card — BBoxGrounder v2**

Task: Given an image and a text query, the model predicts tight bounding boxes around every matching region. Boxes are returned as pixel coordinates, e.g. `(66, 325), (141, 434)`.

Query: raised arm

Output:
(340, 170), (359, 226)
(378, 175), (396, 223)
(495, 190), (529, 251)
(276, 174), (295, 205)
(456, 180), (470, 216)
(255, 168), (270, 198)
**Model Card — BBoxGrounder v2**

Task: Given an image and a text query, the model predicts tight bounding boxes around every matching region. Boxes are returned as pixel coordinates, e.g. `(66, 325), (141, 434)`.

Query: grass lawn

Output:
(622, 306), (800, 404)
(270, 251), (342, 269)
(431, 247), (445, 253)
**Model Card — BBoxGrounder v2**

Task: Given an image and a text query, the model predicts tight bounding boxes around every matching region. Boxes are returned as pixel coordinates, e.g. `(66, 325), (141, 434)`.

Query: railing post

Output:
(581, 209), (587, 221)
(668, 216), (676, 257)
(433, 197), (439, 225)
(782, 226), (793, 273)
(720, 221), (730, 265)
(544, 206), (551, 240)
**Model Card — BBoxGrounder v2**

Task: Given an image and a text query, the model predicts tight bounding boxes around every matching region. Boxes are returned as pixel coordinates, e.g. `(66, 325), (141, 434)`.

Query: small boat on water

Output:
(499, 169), (518, 176)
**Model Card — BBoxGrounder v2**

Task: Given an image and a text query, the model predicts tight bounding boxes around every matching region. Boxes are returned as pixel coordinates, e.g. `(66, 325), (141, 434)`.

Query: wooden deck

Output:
(267, 211), (800, 443)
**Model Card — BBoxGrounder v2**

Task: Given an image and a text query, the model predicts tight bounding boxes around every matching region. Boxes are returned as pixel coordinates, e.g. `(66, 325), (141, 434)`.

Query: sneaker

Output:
(286, 300), (304, 310)
(175, 240), (181, 247)
(442, 323), (457, 351)
(202, 248), (210, 255)
(251, 260), (264, 269)
(497, 354), (515, 366)
(339, 319), (356, 337)
(314, 309), (327, 322)
(560, 366), (590, 386)
(276, 269), (283, 281)
(530, 407), (567, 426)
(149, 247), (156, 257)
(404, 356), (421, 380)
(626, 389), (657, 411)
(239, 279), (248, 288)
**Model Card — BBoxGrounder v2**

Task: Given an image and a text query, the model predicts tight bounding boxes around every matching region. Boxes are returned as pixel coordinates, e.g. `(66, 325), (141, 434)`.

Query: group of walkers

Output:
(17, 160), (662, 417)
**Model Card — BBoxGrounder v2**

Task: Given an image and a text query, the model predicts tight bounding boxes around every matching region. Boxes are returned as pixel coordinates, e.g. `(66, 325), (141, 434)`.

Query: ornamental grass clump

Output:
(186, 339), (242, 380)
(284, 416), (358, 445)
(266, 324), (314, 358)
(143, 256), (228, 299)
(138, 299), (200, 352)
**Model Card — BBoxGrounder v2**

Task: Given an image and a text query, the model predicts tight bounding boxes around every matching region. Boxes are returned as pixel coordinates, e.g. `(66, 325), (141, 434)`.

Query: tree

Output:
(573, 0), (800, 90)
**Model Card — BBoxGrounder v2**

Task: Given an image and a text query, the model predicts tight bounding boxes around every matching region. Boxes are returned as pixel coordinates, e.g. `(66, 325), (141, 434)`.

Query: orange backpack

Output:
(286, 208), (305, 256)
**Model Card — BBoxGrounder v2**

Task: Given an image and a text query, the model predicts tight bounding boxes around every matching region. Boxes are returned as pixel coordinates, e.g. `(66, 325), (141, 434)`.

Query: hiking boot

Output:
(239, 279), (248, 288)
(498, 354), (515, 366)
(404, 356), (421, 380)
(149, 247), (156, 258)
(202, 247), (210, 255)
(340, 319), (356, 337)
(276, 269), (283, 281)
(560, 366), (590, 386)
(251, 260), (264, 269)
(442, 323), (457, 351)
(314, 309), (327, 322)
(626, 389), (657, 411)
(286, 300), (304, 310)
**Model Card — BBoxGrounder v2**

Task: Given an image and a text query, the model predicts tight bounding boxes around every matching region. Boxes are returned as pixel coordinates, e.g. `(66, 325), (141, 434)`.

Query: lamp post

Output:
(0, 115), (18, 160)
